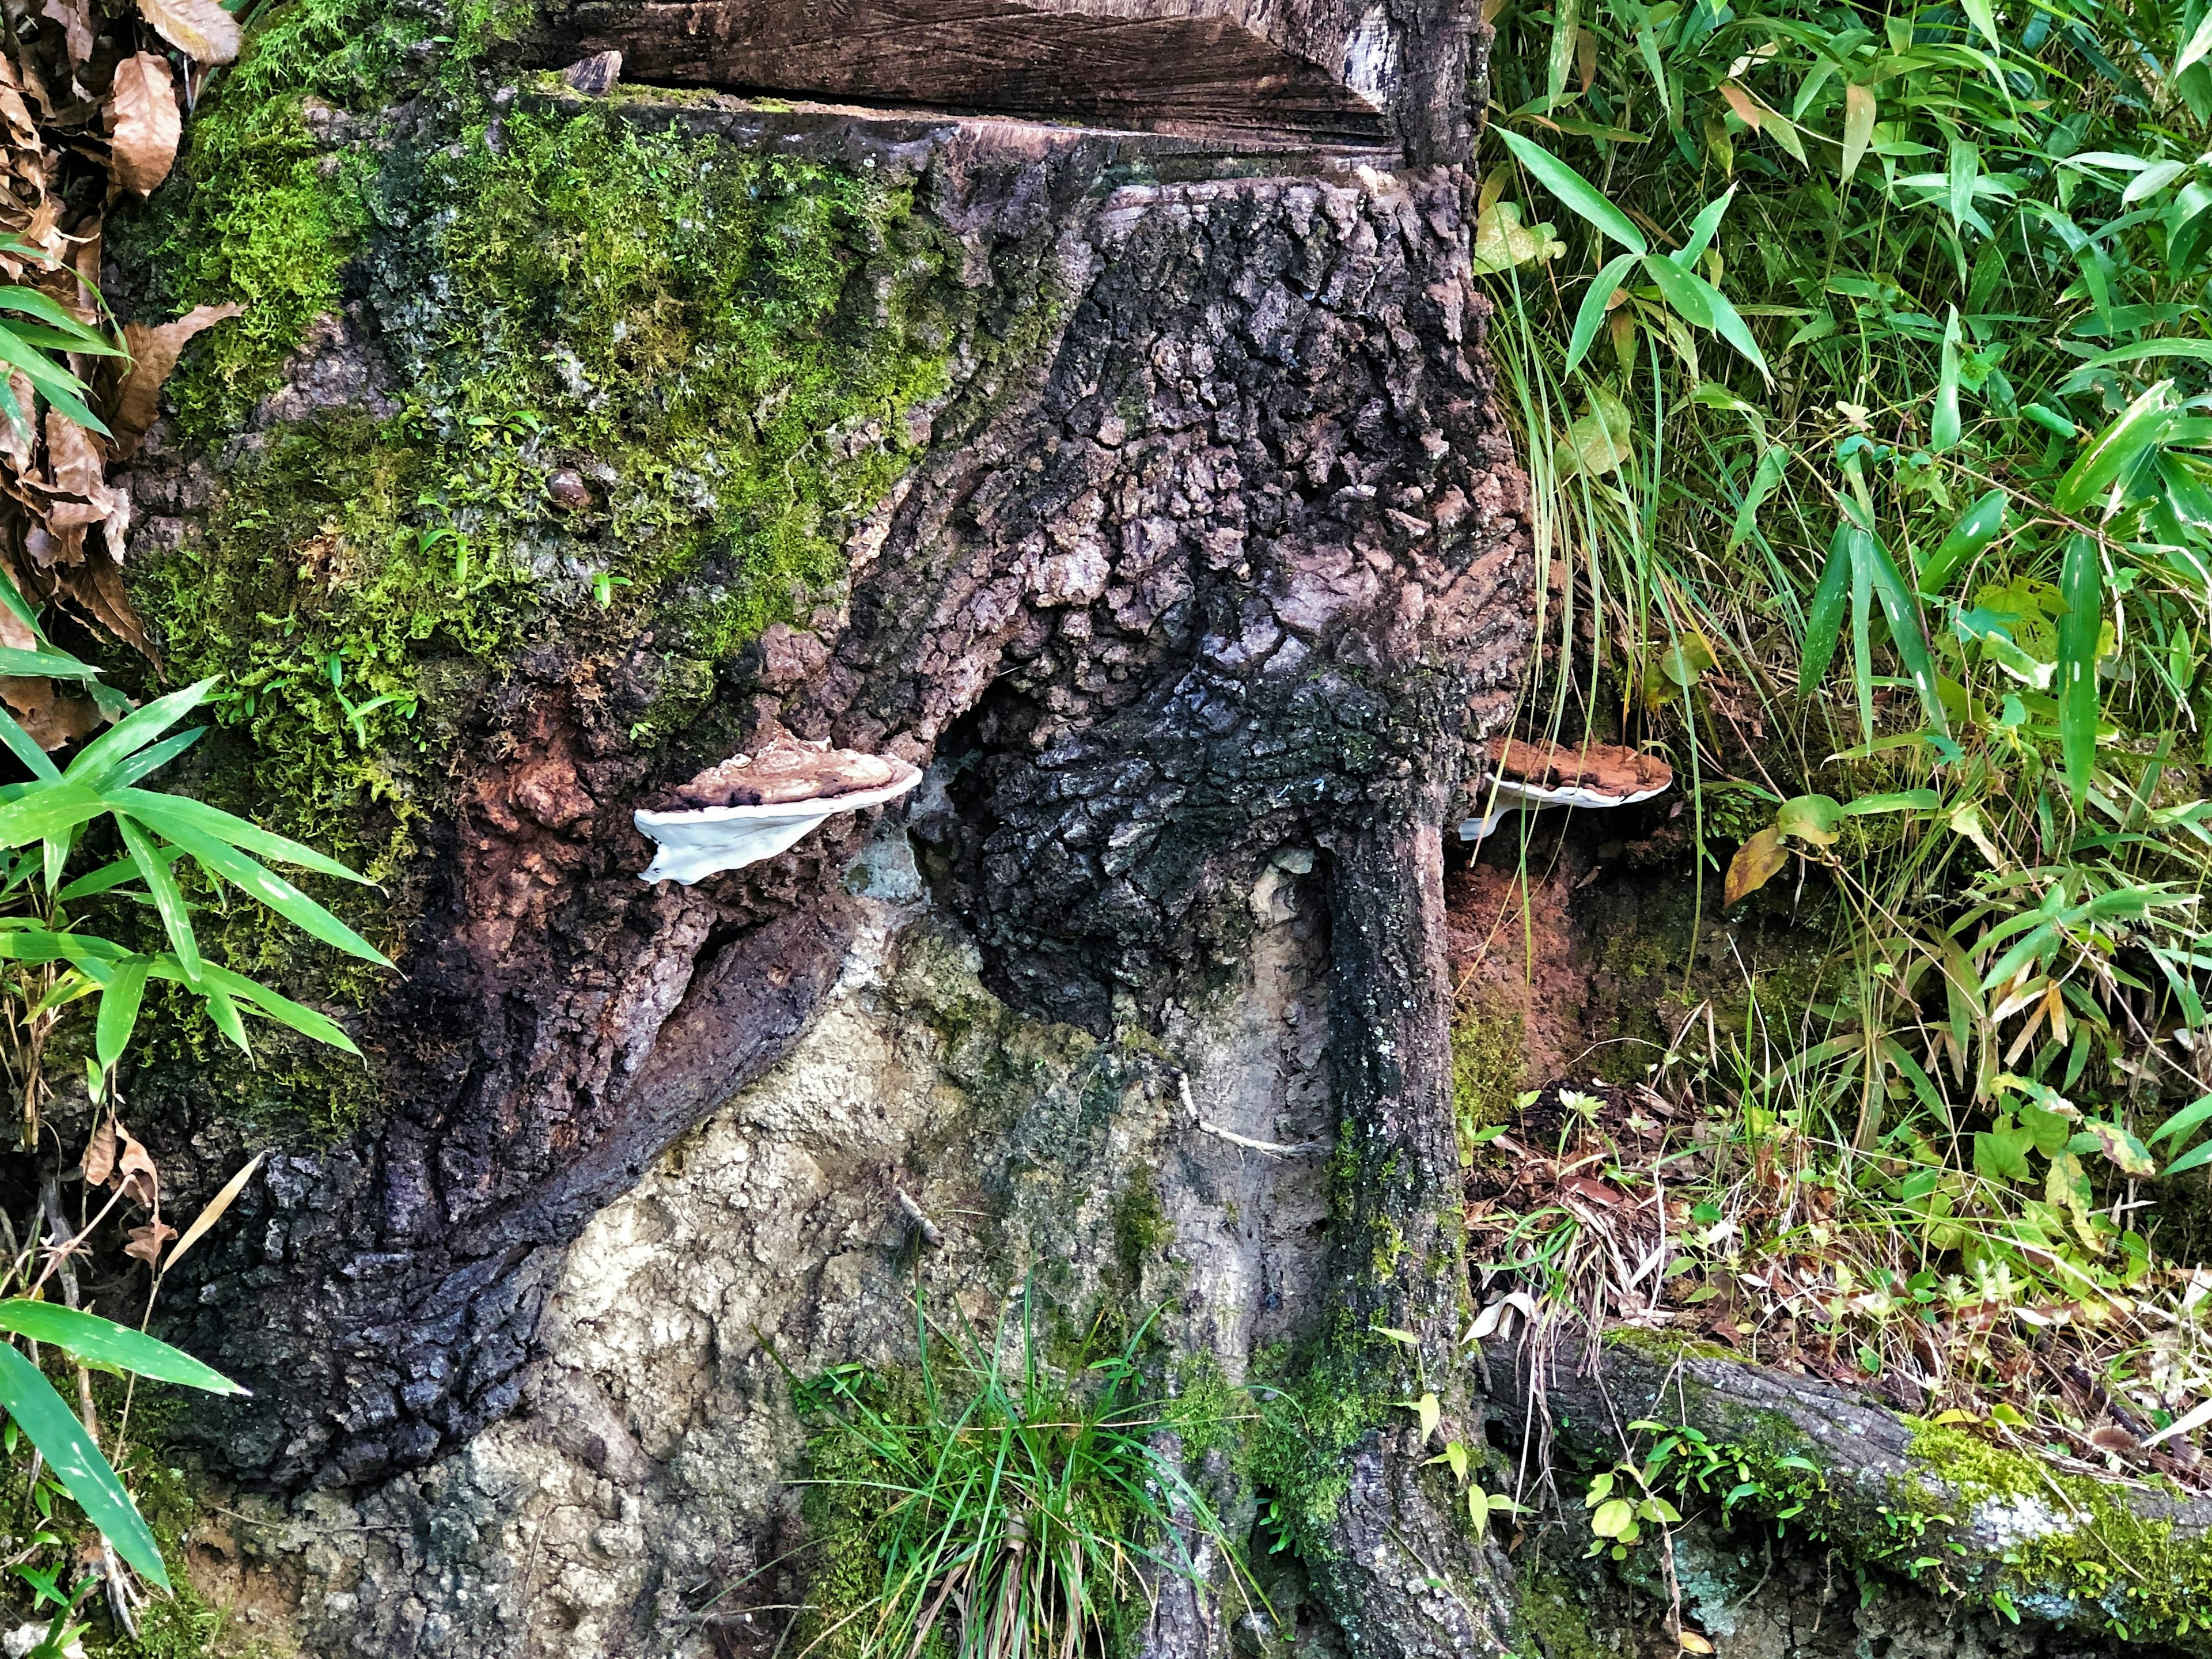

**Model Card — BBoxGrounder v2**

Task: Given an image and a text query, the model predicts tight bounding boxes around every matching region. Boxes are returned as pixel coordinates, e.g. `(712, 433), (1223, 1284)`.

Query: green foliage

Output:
(1474, 0), (2212, 1464)
(793, 1285), (1261, 1659)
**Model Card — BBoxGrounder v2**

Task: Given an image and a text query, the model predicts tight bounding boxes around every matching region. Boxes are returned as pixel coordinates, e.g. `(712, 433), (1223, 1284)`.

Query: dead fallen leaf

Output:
(1, 676), (101, 749)
(38, 0), (92, 81)
(116, 1127), (157, 1209)
(81, 1114), (115, 1187)
(162, 1149), (265, 1275)
(1725, 824), (1789, 907)
(107, 52), (179, 196)
(124, 1219), (176, 1264)
(109, 301), (240, 457)
(137, 0), (239, 63)
(55, 545), (155, 666)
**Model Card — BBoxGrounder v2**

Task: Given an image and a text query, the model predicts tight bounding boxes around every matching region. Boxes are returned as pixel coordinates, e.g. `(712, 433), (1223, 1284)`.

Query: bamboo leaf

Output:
(1564, 252), (1641, 378)
(113, 789), (374, 886)
(0, 1342), (168, 1588)
(1933, 305), (1963, 452)
(93, 955), (150, 1074)
(1800, 524), (1852, 692)
(118, 815), (199, 984)
(1494, 128), (1649, 253)
(2057, 533), (2104, 809)
(0, 1303), (241, 1394)
(140, 817), (389, 967)
(1918, 489), (2006, 594)
(2055, 380), (2172, 514)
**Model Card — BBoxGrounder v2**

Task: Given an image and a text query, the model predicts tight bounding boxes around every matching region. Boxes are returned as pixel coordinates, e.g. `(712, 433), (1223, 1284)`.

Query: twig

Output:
(1193, 1121), (1326, 1157)
(895, 1190), (944, 1249)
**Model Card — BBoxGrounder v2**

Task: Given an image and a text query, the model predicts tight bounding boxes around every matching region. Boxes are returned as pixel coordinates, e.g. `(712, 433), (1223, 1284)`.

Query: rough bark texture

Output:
(134, 87), (1531, 1533)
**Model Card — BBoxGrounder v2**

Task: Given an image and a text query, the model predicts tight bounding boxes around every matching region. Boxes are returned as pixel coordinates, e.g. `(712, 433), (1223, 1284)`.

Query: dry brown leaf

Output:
(1719, 81), (1763, 130)
(109, 301), (240, 457)
(124, 1219), (176, 1264)
(116, 1127), (157, 1209)
(1, 676), (102, 749)
(81, 1115), (115, 1187)
(107, 54), (178, 196)
(55, 546), (155, 666)
(1724, 824), (1789, 907)
(162, 1149), (266, 1275)
(38, 0), (92, 76)
(136, 0), (239, 65)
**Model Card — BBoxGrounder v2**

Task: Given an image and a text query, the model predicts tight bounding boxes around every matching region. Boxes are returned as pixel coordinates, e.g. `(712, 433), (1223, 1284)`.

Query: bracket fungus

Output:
(1459, 736), (1673, 842)
(635, 736), (923, 885)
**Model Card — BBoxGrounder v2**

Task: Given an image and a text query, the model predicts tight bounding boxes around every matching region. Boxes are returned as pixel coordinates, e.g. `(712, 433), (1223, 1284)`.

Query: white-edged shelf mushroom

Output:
(1460, 736), (1673, 842)
(635, 736), (922, 885)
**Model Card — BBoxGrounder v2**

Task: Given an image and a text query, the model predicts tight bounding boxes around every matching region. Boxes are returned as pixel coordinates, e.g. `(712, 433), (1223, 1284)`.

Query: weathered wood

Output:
(1496, 1327), (2212, 1649)
(536, 0), (1475, 156)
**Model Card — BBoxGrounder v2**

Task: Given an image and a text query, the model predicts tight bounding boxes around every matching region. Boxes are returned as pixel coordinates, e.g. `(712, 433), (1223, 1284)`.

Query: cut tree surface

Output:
(535, 0), (1475, 153)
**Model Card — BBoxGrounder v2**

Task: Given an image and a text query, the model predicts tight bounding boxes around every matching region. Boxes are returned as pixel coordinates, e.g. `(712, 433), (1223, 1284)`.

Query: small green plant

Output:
(791, 1286), (1266, 1659)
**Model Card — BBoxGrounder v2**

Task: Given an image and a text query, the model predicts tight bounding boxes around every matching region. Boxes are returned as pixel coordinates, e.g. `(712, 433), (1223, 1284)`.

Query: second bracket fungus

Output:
(635, 737), (923, 885)
(1460, 736), (1673, 842)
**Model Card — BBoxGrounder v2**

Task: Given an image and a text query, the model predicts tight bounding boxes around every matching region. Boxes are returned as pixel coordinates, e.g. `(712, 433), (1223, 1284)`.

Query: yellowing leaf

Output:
(1719, 81), (1763, 128)
(1559, 385), (1633, 477)
(2079, 1119), (2156, 1176)
(107, 52), (179, 196)
(1679, 1635), (1715, 1656)
(1590, 1497), (1636, 1537)
(1725, 824), (1788, 906)
(135, 0), (239, 64)
(1469, 200), (1567, 275)
(1416, 1391), (1441, 1442)
(1841, 84), (1877, 185)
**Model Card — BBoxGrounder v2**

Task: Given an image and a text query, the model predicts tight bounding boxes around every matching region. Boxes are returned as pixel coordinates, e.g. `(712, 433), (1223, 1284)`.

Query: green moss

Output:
(1902, 1422), (2212, 1643)
(1242, 1319), (1402, 1564)
(1450, 997), (1524, 1166)
(1113, 1172), (1169, 1286)
(1510, 1563), (1613, 1659)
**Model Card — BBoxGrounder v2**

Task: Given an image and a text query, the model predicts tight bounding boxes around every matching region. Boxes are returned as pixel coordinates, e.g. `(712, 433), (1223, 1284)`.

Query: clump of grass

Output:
(791, 1286), (1264, 1659)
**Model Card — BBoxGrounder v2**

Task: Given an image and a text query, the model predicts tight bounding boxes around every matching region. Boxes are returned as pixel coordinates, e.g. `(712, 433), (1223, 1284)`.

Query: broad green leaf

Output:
(1776, 794), (1843, 846)
(147, 818), (389, 967)
(2124, 158), (2190, 204)
(1675, 187), (1736, 267)
(1918, 490), (2006, 594)
(191, 960), (359, 1055)
(2055, 380), (2172, 513)
(1961, 0), (2001, 51)
(0, 1342), (168, 1588)
(1858, 528), (1948, 733)
(0, 289), (122, 354)
(1590, 1497), (1636, 1538)
(113, 789), (373, 886)
(1494, 128), (1648, 253)
(103, 728), (204, 793)
(1841, 84), (1876, 185)
(0, 1304), (241, 1394)
(1948, 139), (1980, 232)
(1559, 386), (1634, 477)
(2057, 533), (2103, 808)
(1564, 252), (1640, 378)
(1546, 0), (1580, 109)
(199, 980), (250, 1056)
(0, 649), (99, 683)
(1932, 306), (1962, 452)
(1641, 250), (1714, 328)
(62, 680), (214, 788)
(93, 955), (150, 1073)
